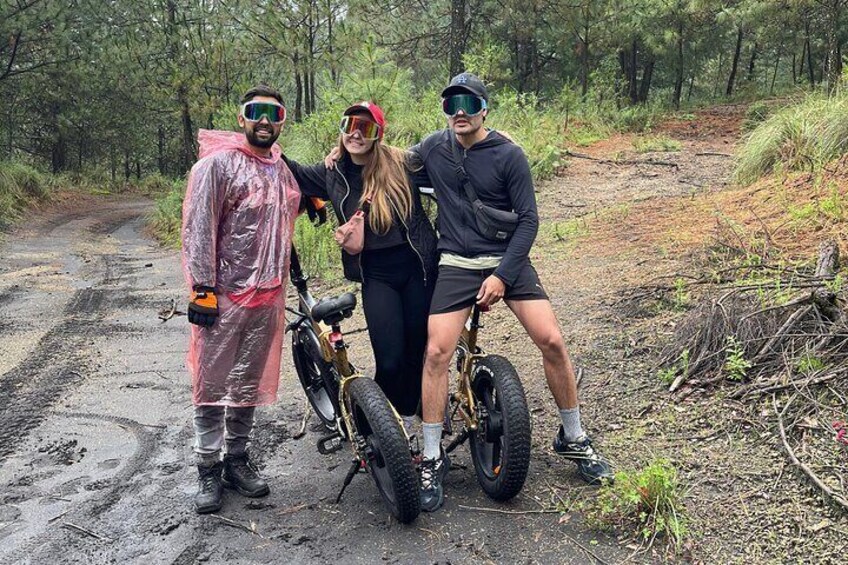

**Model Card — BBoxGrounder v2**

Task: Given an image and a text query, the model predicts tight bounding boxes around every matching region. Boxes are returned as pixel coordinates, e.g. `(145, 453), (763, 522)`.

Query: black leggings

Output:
(360, 244), (432, 416)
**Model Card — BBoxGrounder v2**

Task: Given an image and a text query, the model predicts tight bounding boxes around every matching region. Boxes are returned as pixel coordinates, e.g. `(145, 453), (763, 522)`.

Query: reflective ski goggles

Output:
(241, 101), (286, 124)
(339, 116), (382, 140)
(442, 94), (487, 117)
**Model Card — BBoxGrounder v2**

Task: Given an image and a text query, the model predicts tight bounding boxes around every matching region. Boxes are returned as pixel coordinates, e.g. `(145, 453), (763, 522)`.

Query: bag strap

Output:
(450, 137), (482, 206)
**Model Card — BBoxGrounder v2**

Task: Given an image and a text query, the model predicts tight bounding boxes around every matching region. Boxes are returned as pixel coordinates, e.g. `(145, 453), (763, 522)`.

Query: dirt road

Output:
(0, 196), (627, 564)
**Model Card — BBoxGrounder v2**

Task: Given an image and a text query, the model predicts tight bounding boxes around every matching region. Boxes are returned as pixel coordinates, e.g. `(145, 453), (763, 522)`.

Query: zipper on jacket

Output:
(390, 199), (427, 286)
(336, 168), (352, 222)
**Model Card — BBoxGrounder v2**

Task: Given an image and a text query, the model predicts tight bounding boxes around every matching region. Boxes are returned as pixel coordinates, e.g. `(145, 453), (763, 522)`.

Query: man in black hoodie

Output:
(413, 73), (613, 512)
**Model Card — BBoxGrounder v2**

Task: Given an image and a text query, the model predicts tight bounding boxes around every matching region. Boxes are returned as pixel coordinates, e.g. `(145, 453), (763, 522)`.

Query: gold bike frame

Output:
(312, 318), (406, 457)
(451, 306), (486, 432)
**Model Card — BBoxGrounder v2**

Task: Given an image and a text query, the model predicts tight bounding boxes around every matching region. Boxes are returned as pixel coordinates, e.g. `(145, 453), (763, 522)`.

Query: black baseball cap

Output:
(441, 72), (489, 101)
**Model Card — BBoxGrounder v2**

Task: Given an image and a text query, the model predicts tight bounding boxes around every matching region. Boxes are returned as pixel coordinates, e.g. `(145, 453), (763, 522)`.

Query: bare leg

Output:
(506, 299), (577, 409)
(421, 308), (472, 424)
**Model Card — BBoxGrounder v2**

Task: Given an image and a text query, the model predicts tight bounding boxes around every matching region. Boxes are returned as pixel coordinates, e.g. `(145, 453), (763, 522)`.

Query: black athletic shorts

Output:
(429, 262), (549, 315)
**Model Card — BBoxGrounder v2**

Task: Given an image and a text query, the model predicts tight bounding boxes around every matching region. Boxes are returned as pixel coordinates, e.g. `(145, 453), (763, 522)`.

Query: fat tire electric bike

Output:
(444, 304), (532, 501)
(286, 246), (420, 523)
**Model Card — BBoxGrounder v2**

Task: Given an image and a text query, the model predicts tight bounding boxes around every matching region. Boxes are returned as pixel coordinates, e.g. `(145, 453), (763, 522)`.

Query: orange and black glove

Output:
(303, 197), (328, 226)
(188, 286), (218, 327)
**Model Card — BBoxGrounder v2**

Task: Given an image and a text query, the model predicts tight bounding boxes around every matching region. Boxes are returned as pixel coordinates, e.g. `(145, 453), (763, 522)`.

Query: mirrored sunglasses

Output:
(339, 116), (381, 140)
(442, 94), (487, 117)
(242, 102), (286, 124)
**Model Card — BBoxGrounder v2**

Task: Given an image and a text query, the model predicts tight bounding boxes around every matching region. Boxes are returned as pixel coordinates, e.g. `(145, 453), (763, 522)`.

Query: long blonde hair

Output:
(337, 138), (413, 235)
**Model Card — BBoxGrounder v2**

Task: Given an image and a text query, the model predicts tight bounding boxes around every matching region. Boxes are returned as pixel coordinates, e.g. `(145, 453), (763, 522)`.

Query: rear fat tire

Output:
(468, 355), (531, 502)
(291, 327), (339, 431)
(348, 378), (421, 523)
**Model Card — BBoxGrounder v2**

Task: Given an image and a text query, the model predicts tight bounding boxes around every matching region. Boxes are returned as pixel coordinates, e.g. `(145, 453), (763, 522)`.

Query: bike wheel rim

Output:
(473, 372), (506, 480)
(352, 405), (398, 508)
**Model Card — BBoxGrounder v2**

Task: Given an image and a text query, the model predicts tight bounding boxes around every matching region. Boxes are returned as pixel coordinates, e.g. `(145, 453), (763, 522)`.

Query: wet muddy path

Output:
(0, 196), (625, 564)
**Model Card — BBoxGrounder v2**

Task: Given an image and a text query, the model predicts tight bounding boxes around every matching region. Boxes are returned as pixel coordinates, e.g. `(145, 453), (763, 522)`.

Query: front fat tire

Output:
(469, 354), (531, 502)
(347, 378), (421, 524)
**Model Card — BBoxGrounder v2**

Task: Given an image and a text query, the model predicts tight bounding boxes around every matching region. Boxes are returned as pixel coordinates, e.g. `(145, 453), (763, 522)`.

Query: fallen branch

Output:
(62, 522), (114, 542)
(695, 152), (733, 157)
(564, 150), (679, 168)
(209, 514), (265, 538)
(293, 401), (313, 440)
(773, 395), (848, 512)
(731, 371), (844, 399)
(458, 504), (559, 515)
(158, 299), (185, 322)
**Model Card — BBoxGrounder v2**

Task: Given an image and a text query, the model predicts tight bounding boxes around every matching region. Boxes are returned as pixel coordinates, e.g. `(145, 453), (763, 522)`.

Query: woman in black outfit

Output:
(285, 101), (437, 428)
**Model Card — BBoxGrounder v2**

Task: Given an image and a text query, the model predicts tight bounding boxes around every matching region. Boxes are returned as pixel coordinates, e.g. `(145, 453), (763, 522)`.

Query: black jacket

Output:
(284, 155), (438, 284)
(411, 129), (538, 287)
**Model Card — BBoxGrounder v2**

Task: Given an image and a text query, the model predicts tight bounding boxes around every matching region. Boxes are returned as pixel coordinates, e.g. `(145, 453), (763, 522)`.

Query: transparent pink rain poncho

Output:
(182, 129), (301, 406)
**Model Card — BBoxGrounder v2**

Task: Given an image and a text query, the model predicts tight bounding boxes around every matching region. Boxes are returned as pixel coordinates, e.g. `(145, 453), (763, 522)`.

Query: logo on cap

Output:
(457, 74), (469, 84)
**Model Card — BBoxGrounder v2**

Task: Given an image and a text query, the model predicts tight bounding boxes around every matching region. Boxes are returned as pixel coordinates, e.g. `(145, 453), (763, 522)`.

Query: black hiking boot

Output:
(223, 453), (270, 498)
(419, 449), (450, 512)
(552, 427), (614, 485)
(194, 461), (224, 514)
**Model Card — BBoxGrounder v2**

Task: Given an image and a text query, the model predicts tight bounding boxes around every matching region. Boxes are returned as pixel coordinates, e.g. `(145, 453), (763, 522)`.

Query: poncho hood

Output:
(197, 128), (282, 164)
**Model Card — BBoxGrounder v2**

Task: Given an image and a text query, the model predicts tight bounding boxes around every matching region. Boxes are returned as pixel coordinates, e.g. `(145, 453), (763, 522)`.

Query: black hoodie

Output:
(411, 129), (538, 287)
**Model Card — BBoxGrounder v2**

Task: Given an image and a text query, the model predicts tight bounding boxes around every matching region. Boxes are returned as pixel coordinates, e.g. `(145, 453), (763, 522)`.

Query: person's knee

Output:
(424, 340), (453, 374)
(536, 328), (567, 359)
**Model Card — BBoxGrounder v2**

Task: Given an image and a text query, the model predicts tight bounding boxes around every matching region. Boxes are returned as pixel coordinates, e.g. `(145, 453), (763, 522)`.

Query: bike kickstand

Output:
(335, 458), (362, 503)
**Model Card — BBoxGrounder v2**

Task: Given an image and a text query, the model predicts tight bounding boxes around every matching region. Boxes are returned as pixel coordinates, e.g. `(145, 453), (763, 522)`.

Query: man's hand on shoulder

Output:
(477, 275), (505, 307)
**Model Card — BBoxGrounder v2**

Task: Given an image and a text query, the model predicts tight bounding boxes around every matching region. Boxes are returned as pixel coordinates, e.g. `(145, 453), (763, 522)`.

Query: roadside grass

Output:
(734, 92), (848, 185)
(148, 180), (185, 249)
(0, 161), (50, 229)
(585, 459), (688, 551)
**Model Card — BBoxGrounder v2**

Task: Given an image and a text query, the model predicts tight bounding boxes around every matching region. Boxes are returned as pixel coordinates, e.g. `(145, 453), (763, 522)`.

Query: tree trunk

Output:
(825, 0), (843, 92)
(326, 0), (337, 84)
(687, 74), (695, 101)
(713, 51), (724, 97)
(805, 21), (815, 85)
(638, 56), (654, 102)
(578, 25), (590, 97)
(50, 101), (65, 174)
(449, 0), (468, 77)
(178, 86), (195, 173)
(293, 53), (303, 122)
(157, 125), (165, 175)
(747, 41), (758, 82)
(792, 52), (797, 83)
(627, 39), (638, 104)
(726, 29), (743, 96)
(673, 23), (684, 110)
(771, 49), (781, 94)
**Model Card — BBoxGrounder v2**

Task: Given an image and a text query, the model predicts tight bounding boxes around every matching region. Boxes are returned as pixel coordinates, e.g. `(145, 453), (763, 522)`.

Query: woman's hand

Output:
(324, 146), (342, 169)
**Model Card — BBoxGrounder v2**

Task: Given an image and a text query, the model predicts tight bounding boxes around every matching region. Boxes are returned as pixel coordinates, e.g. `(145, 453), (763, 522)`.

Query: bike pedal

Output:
(317, 433), (344, 455)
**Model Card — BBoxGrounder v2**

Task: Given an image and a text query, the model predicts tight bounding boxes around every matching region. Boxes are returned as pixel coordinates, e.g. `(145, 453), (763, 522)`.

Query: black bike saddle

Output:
(311, 292), (357, 325)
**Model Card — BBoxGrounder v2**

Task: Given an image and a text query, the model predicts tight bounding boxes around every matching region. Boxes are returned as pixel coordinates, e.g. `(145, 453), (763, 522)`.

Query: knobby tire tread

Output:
(348, 378), (421, 523)
(470, 354), (531, 502)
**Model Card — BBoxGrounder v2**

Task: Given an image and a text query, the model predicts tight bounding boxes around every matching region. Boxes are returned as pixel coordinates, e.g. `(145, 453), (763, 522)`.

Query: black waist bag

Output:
(451, 140), (518, 242)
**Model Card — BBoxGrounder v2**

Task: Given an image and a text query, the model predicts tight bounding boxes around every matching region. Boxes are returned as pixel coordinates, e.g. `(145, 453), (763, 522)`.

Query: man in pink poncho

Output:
(181, 85), (300, 514)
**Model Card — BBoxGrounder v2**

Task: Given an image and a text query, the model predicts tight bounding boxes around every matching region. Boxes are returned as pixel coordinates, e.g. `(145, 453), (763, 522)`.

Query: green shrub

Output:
(734, 92), (848, 184)
(138, 173), (177, 195)
(723, 335), (752, 381)
(0, 161), (49, 228)
(587, 459), (687, 550)
(293, 215), (340, 280)
(148, 179), (185, 248)
(742, 100), (772, 131)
